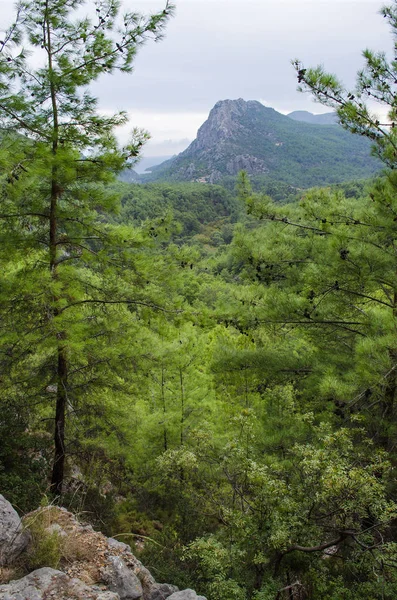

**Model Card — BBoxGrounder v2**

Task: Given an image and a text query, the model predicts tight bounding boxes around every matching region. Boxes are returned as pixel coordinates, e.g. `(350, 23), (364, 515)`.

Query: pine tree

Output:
(291, 0), (397, 430)
(0, 0), (174, 497)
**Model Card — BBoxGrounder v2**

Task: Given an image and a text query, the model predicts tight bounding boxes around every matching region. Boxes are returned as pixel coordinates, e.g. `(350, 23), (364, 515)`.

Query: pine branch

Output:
(59, 298), (182, 314)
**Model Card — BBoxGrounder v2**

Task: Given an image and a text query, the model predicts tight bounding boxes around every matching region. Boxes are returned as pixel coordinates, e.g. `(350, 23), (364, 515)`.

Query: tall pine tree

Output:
(0, 0), (174, 497)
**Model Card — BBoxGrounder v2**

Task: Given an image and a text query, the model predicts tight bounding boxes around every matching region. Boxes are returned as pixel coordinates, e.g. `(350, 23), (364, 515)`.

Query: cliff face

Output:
(188, 98), (252, 152)
(146, 99), (380, 187)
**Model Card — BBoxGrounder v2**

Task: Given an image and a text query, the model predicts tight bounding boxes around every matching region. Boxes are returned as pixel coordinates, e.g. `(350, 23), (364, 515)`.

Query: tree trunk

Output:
(50, 344), (68, 495)
(162, 363), (167, 451)
(382, 291), (397, 449)
(179, 367), (184, 446)
(383, 348), (397, 418)
(45, 3), (69, 496)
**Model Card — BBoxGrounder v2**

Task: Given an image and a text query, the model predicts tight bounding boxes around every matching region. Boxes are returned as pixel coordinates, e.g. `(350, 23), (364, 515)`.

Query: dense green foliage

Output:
(116, 181), (241, 238)
(2, 1), (397, 600)
(222, 175), (300, 204)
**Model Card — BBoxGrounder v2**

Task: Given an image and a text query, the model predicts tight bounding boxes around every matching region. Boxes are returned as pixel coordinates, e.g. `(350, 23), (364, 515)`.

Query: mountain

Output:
(144, 99), (380, 188)
(287, 110), (338, 125)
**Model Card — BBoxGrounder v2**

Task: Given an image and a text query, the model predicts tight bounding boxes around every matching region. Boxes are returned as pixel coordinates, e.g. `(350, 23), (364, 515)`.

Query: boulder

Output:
(0, 567), (120, 600)
(101, 555), (143, 600)
(0, 495), (30, 566)
(146, 583), (179, 600)
(107, 538), (131, 553)
(167, 591), (207, 600)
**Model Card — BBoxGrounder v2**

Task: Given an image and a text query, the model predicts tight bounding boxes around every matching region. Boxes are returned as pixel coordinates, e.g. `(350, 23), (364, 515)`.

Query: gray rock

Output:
(106, 535), (155, 593)
(0, 567), (120, 600)
(101, 555), (143, 599)
(146, 583), (179, 600)
(0, 495), (31, 566)
(167, 591), (206, 600)
(94, 593), (121, 600)
(107, 538), (131, 553)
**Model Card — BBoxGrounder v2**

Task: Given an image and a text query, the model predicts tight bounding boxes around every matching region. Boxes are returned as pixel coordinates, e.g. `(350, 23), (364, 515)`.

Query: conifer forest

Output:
(1, 0), (397, 598)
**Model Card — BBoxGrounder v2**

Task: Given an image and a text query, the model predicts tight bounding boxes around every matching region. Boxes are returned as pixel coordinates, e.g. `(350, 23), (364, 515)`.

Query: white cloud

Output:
(112, 110), (207, 154)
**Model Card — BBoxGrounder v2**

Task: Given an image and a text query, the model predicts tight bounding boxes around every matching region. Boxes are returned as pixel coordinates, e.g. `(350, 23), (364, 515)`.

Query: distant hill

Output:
(142, 99), (380, 188)
(134, 155), (174, 174)
(287, 110), (338, 125)
(119, 156), (174, 182)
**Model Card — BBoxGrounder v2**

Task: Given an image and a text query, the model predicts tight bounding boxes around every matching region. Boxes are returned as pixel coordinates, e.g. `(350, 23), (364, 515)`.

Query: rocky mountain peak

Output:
(190, 99), (265, 154)
(212, 98), (262, 114)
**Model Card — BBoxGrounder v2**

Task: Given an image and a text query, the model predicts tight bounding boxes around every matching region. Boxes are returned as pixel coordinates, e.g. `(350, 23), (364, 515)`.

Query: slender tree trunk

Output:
(49, 160), (67, 495)
(382, 291), (397, 424)
(44, 4), (68, 496)
(253, 564), (264, 591)
(179, 367), (184, 446)
(384, 349), (397, 417)
(161, 363), (167, 451)
(51, 343), (68, 495)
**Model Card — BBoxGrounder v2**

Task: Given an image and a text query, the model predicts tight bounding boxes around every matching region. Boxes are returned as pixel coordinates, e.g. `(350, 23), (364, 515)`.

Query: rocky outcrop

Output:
(0, 499), (206, 600)
(190, 98), (248, 151)
(0, 495), (31, 566)
(22, 506), (156, 596)
(0, 567), (119, 600)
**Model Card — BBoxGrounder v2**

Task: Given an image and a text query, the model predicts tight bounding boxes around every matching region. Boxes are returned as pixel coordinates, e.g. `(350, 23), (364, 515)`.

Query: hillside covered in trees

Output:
(1, 1), (397, 600)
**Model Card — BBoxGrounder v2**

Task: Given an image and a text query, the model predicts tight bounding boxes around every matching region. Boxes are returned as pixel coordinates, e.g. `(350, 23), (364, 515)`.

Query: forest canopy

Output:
(1, 1), (397, 600)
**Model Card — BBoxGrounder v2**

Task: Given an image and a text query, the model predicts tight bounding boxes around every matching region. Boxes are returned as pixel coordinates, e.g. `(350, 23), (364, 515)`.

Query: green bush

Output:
(23, 510), (62, 571)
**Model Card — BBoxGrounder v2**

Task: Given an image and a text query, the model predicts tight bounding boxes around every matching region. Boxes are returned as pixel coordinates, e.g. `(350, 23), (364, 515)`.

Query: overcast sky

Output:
(1, 0), (394, 160)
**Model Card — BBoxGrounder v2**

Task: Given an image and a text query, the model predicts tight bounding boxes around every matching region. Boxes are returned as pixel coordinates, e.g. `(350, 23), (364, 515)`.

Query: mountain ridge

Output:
(142, 99), (380, 188)
(287, 110), (338, 125)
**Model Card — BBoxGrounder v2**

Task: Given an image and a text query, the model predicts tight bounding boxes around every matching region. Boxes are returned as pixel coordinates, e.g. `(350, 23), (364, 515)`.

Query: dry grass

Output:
(0, 566), (18, 585)
(21, 506), (110, 585)
(22, 508), (62, 572)
(62, 531), (95, 563)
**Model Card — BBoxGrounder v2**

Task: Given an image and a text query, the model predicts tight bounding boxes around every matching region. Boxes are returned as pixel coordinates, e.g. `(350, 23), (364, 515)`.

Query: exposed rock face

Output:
(0, 567), (120, 600)
(0, 495), (31, 566)
(226, 154), (268, 175)
(0, 499), (207, 600)
(191, 98), (249, 151)
(21, 506), (157, 597)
